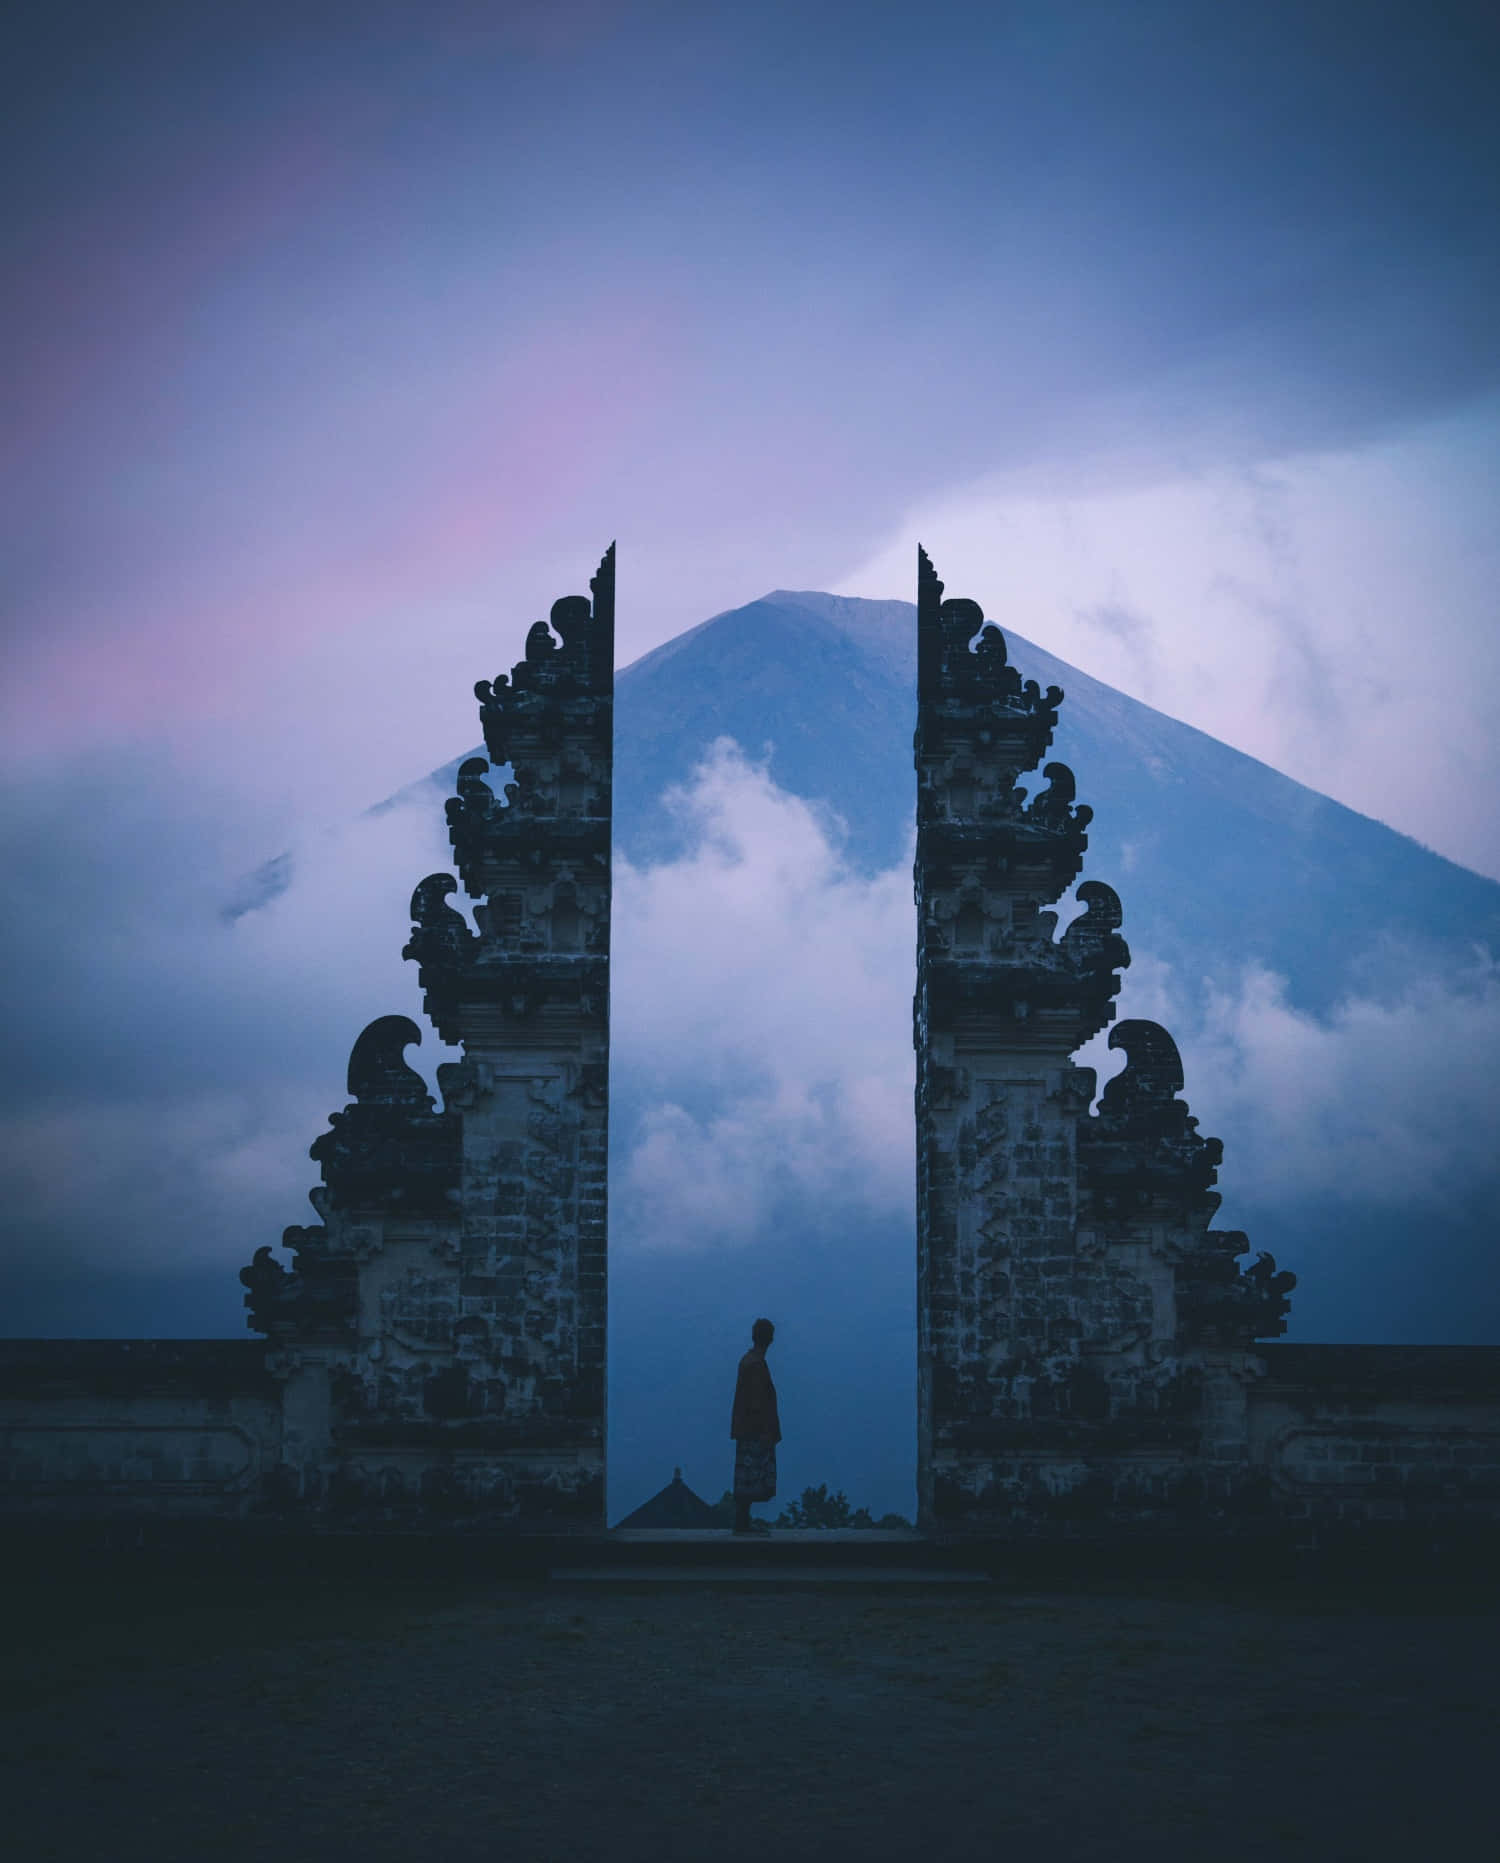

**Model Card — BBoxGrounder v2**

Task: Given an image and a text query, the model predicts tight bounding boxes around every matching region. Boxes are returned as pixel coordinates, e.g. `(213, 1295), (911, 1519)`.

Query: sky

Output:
(2, 1), (1498, 1512)
(4, 0), (1497, 863)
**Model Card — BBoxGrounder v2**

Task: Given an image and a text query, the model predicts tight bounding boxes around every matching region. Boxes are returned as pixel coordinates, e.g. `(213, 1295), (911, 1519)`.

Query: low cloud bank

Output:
(3, 739), (1494, 1328)
(611, 747), (1500, 1342)
(1075, 943), (1500, 1341)
(1078, 940), (1500, 1216)
(0, 748), (458, 1327)
(1170, 952), (1498, 1207)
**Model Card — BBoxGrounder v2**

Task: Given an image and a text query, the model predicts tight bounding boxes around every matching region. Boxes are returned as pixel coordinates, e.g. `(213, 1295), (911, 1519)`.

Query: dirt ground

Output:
(4, 1567), (1496, 1863)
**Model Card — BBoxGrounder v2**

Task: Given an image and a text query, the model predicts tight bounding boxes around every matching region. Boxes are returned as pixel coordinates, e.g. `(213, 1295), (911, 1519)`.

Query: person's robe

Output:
(730, 1346), (781, 1443)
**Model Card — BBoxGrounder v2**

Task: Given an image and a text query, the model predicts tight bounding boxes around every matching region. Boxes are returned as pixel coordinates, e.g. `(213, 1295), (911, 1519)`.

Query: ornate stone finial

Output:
(445, 762), (506, 893)
(550, 595), (592, 647)
(942, 596), (988, 638)
(346, 1015), (433, 1109)
(302, 1017), (460, 1224)
(1079, 1016), (1227, 1228)
(239, 1245), (295, 1334)
(587, 540), (616, 697)
(1100, 1019), (1186, 1108)
(1182, 1241), (1299, 1344)
(1059, 881), (1130, 1032)
(914, 546), (1060, 732)
(405, 874), (472, 955)
(456, 757), (496, 799)
(917, 543), (943, 608)
(591, 540), (616, 616)
(474, 546), (615, 769)
(1029, 761), (1076, 827)
(403, 875), (476, 1035)
(917, 545), (946, 692)
(970, 614), (1008, 672)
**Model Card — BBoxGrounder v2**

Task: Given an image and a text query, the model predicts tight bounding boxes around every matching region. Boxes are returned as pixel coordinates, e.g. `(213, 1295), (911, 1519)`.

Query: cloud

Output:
(0, 737), (919, 1310)
(611, 741), (915, 1250)
(616, 744), (1500, 1303)
(0, 1092), (326, 1283)
(611, 742), (1500, 1342)
(1075, 940), (1500, 1337)
(1073, 600), (1160, 698)
(0, 746), (460, 1301)
(837, 400), (1500, 884)
(1179, 951), (1500, 1210)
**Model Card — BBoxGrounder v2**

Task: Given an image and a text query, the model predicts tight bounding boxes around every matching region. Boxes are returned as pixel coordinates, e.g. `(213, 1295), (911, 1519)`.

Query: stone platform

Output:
(555, 1528), (990, 1585)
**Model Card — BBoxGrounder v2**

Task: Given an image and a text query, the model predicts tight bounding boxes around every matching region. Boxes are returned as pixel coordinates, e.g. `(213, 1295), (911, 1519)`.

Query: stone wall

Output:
(0, 1342), (280, 1517)
(1250, 1345), (1500, 1526)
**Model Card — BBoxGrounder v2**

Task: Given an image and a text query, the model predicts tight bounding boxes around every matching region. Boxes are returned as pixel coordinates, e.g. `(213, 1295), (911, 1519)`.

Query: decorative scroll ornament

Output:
(1078, 1019), (1223, 1220)
(310, 1016), (459, 1213)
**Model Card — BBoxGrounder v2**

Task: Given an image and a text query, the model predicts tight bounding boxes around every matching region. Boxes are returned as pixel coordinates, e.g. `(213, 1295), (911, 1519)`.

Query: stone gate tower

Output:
(914, 547), (1294, 1533)
(242, 547), (615, 1528)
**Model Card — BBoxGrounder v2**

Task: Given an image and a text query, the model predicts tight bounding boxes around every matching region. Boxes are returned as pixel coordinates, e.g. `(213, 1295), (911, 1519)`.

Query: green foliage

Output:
(774, 1483), (910, 1530)
(775, 1484), (855, 1529)
(711, 1481), (911, 1529)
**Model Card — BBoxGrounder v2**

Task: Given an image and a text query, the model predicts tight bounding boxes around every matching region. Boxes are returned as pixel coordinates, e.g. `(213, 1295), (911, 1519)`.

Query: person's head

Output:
(751, 1317), (775, 1351)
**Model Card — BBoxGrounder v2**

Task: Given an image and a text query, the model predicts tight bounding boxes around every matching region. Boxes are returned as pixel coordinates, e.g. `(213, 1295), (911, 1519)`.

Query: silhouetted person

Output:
(730, 1317), (781, 1534)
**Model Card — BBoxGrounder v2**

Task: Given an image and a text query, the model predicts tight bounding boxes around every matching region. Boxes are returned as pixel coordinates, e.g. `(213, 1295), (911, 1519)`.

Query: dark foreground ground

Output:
(4, 1561), (1497, 1863)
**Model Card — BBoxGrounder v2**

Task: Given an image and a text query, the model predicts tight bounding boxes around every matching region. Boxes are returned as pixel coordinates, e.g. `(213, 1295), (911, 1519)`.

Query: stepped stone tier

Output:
(1, 542), (1497, 1550)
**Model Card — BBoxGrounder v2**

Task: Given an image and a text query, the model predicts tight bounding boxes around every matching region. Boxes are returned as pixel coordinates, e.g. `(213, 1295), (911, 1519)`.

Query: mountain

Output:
(402, 587), (1498, 1017)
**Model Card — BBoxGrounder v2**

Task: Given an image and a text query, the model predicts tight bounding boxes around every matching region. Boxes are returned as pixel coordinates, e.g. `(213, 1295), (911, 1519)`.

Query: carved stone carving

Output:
(1179, 1241), (1298, 1345)
(1077, 1020), (1223, 1225)
(309, 1016), (460, 1217)
(240, 1015), (458, 1342)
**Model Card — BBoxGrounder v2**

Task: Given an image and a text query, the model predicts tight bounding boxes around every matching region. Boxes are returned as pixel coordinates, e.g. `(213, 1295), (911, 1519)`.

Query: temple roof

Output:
(614, 1468), (721, 1529)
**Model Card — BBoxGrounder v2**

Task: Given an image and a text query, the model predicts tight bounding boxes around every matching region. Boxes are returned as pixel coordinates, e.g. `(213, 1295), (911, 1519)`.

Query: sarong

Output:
(732, 1436), (777, 1503)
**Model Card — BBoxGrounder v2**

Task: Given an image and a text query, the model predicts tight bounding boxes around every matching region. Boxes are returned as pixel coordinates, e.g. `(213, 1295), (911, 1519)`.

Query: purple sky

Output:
(4, 0), (1497, 871)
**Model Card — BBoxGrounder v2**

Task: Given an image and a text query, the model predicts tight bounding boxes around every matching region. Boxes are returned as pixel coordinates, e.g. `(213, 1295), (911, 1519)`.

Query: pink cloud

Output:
(2, 298), (679, 755)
